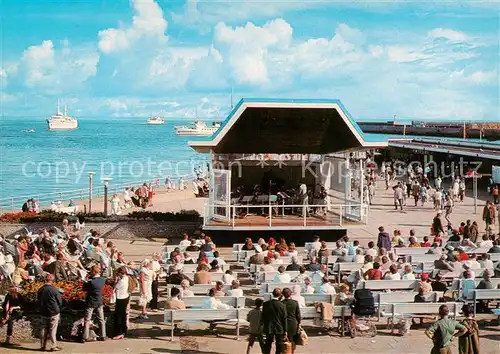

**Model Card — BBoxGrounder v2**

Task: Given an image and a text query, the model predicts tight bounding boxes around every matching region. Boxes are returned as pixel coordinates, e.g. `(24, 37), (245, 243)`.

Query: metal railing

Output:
(0, 173), (199, 212)
(203, 202), (368, 228)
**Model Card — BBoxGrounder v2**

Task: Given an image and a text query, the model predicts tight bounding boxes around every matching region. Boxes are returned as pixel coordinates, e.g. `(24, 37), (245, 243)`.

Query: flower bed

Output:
(19, 280), (114, 307)
(0, 209), (201, 223)
(0, 280), (117, 342)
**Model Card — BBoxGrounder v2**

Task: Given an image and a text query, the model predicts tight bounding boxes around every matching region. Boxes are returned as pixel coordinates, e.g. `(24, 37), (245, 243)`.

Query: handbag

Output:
(281, 336), (292, 354)
(138, 295), (148, 307)
(297, 326), (308, 346)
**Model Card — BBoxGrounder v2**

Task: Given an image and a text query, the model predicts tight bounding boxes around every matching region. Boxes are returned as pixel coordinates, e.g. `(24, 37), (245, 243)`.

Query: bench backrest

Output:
(361, 280), (420, 291)
(263, 293), (335, 305)
(258, 271), (307, 283)
(182, 296), (245, 308)
(394, 248), (431, 256)
(472, 289), (500, 300)
(163, 245), (188, 254)
(298, 305), (350, 318)
(386, 302), (460, 317)
(378, 291), (439, 304)
(410, 254), (440, 264)
(260, 283), (320, 294)
(232, 244), (244, 252)
(164, 308), (247, 323)
(166, 284), (231, 296)
(181, 272), (225, 282)
(333, 263), (363, 272)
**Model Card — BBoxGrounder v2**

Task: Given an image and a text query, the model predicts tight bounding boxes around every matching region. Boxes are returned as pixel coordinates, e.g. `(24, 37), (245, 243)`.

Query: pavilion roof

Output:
(189, 98), (387, 154)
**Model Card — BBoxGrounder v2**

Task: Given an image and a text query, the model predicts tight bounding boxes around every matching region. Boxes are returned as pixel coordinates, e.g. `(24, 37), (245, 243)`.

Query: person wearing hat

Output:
(38, 273), (63, 351)
(1, 286), (22, 346)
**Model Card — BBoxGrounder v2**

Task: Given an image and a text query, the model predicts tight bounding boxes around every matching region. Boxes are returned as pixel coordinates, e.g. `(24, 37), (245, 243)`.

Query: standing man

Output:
(261, 288), (288, 354)
(425, 304), (467, 354)
(393, 183), (404, 211)
(83, 264), (107, 342)
(37, 274), (62, 352)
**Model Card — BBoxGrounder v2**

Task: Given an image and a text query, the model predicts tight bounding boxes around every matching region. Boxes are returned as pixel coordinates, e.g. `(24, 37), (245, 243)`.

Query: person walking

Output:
(377, 226), (392, 251)
(281, 288), (301, 354)
(246, 299), (265, 354)
(261, 288), (288, 354)
(1, 286), (22, 346)
(394, 183), (404, 211)
(459, 304), (480, 354)
(112, 266), (129, 340)
(83, 264), (107, 342)
(425, 304), (467, 354)
(37, 274), (63, 351)
(444, 195), (454, 225)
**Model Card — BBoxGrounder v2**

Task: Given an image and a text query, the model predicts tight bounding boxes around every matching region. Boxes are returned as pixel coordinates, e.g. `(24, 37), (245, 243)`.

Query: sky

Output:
(0, 0), (499, 121)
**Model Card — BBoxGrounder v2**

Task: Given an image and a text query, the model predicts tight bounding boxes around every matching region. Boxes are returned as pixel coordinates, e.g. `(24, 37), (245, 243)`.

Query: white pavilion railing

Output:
(203, 203), (368, 229)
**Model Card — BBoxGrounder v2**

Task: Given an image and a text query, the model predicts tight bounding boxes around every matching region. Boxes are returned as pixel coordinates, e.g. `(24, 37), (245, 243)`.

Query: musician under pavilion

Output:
(189, 99), (386, 230)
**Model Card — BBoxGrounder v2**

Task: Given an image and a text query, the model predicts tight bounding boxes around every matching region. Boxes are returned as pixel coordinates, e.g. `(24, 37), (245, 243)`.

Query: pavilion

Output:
(189, 98), (387, 240)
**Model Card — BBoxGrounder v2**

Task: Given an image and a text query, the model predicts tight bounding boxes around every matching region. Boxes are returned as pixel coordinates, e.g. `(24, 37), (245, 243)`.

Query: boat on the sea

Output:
(175, 120), (221, 136)
(23, 129), (35, 133)
(47, 100), (78, 130)
(146, 115), (164, 125)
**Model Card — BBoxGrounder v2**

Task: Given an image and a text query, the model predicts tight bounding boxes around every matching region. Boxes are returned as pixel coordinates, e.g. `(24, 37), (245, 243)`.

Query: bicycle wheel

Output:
(368, 323), (377, 337)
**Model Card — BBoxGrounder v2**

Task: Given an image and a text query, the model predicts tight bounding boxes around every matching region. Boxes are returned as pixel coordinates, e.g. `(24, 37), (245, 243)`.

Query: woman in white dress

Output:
(110, 194), (121, 215)
(138, 259), (154, 320)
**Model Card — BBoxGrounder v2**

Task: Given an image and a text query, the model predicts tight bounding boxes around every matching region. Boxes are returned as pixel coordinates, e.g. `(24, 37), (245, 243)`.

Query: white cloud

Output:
(21, 40), (99, 93)
(214, 19), (293, 85)
(428, 28), (468, 42)
(98, 0), (167, 54)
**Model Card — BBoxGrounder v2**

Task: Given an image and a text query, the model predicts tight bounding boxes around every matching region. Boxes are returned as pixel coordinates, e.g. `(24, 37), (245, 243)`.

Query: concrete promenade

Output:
(2, 181), (500, 353)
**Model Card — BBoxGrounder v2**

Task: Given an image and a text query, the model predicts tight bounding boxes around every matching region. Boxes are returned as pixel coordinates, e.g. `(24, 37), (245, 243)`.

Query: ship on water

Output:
(146, 115), (164, 125)
(175, 120), (221, 136)
(47, 100), (78, 130)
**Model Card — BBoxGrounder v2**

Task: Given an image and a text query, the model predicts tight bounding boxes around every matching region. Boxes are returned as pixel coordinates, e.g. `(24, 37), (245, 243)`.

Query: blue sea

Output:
(0, 116), (208, 205)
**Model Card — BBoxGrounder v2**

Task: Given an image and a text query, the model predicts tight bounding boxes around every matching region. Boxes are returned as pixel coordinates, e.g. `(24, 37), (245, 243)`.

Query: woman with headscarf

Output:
(459, 304), (480, 354)
(290, 285), (305, 307)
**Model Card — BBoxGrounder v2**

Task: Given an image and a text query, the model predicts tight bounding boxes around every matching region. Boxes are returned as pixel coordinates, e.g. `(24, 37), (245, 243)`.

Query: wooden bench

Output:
(381, 302), (460, 333)
(332, 263), (363, 282)
(256, 271), (307, 284)
(164, 308), (249, 340)
(263, 293), (335, 305)
(179, 272), (225, 282)
(182, 296), (245, 309)
(377, 291), (441, 320)
(471, 289), (500, 316)
(165, 284), (230, 296)
(260, 283), (320, 295)
(359, 280), (420, 291)
(394, 248), (431, 256)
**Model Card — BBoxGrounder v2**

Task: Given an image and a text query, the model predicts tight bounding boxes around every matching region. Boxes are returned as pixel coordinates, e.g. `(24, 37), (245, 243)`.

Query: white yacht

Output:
(175, 120), (221, 136)
(47, 101), (78, 130)
(146, 115), (164, 125)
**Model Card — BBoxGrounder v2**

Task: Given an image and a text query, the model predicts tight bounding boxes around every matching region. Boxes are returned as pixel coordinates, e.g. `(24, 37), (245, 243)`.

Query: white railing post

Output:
(269, 204), (272, 227)
(339, 205), (343, 226)
(303, 208), (306, 227)
(232, 206), (235, 228)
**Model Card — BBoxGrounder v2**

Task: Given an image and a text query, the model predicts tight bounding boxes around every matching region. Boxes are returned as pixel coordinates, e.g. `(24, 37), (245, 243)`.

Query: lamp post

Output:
(103, 177), (112, 216)
(88, 172), (95, 213)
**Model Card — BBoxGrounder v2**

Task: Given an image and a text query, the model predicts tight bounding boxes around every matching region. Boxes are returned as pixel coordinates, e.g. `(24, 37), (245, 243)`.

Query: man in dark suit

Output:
(261, 288), (287, 354)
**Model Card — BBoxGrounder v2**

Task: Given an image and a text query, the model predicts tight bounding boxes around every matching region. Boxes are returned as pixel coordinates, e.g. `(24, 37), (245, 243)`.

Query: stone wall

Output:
(0, 220), (202, 241)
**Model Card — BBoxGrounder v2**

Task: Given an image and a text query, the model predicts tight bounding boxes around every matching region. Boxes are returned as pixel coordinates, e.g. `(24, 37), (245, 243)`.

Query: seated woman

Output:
(203, 288), (233, 332)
